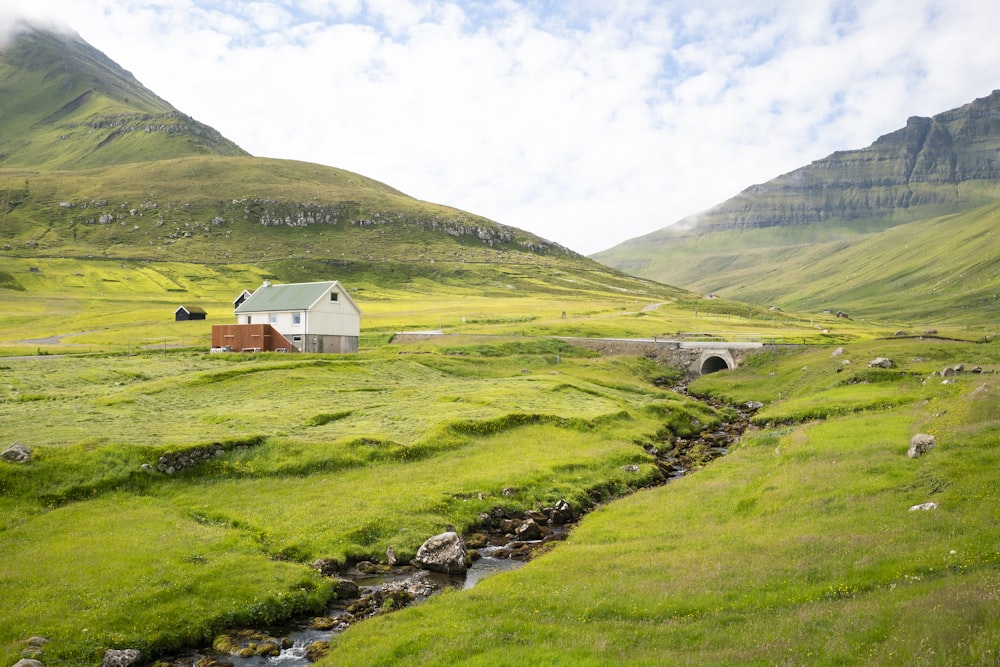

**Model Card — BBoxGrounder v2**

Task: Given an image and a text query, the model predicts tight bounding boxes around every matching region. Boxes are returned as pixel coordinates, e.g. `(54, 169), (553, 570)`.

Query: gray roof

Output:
(235, 281), (348, 314)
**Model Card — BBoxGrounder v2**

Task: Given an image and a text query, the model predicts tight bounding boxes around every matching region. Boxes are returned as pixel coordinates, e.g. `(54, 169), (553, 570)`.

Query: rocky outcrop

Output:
(909, 502), (939, 511)
(1, 442), (32, 463)
(102, 649), (142, 667)
(687, 90), (1000, 232)
(413, 532), (468, 574)
(156, 438), (262, 474)
(908, 433), (936, 459)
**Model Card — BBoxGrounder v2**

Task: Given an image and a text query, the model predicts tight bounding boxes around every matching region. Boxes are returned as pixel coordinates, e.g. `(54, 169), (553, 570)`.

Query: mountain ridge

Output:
(592, 89), (1000, 324)
(0, 23), (248, 169)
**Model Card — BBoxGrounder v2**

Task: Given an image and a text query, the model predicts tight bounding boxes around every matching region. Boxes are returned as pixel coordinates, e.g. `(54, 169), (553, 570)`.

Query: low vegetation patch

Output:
(318, 338), (1000, 665)
(0, 343), (721, 665)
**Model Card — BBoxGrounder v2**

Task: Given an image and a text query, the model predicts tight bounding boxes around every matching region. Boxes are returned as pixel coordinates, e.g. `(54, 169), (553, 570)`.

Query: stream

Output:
(152, 389), (757, 667)
(162, 545), (530, 667)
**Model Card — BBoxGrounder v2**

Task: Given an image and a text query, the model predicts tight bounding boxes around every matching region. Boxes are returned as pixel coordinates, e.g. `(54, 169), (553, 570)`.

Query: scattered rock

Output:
(621, 464), (641, 472)
(311, 557), (343, 576)
(548, 499), (574, 524)
(868, 357), (894, 369)
(13, 660), (44, 667)
(305, 641), (330, 662)
(831, 347), (844, 357)
(515, 518), (543, 541)
(1, 442), (32, 463)
(909, 502), (939, 511)
(908, 433), (936, 459)
(102, 649), (142, 667)
(923, 329), (938, 335)
(745, 401), (764, 410)
(333, 578), (360, 599)
(413, 531), (468, 574)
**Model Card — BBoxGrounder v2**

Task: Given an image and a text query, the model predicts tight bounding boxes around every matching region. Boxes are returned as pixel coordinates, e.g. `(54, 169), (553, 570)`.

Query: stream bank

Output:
(147, 388), (757, 667)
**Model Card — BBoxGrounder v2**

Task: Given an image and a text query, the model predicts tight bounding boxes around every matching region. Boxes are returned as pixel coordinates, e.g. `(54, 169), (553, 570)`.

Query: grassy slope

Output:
(592, 199), (1000, 328)
(0, 343), (720, 665)
(0, 155), (565, 264)
(0, 251), (888, 358)
(0, 266), (994, 666)
(0, 26), (247, 169)
(319, 338), (1000, 666)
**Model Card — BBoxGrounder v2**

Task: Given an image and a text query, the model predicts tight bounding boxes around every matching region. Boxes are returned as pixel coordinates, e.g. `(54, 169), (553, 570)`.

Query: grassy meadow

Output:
(0, 336), (721, 665)
(1, 257), (996, 666)
(318, 337), (1000, 666)
(0, 255), (885, 357)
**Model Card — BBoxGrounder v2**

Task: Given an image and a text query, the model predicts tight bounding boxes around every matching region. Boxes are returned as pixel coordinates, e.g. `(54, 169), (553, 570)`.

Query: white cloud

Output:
(6, 0), (1000, 254)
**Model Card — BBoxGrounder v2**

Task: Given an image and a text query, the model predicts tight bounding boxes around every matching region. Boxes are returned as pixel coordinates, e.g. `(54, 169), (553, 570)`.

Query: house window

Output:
(269, 314), (277, 324)
(292, 313), (301, 325)
(330, 291), (339, 302)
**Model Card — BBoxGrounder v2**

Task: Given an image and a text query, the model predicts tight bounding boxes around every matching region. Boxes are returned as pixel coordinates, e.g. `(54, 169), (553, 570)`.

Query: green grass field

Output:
(0, 256), (994, 666)
(0, 339), (722, 665)
(317, 337), (1000, 666)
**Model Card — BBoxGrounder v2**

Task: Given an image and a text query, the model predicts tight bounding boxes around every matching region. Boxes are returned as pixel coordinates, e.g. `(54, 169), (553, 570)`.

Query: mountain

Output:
(0, 23), (247, 168)
(593, 91), (1000, 324)
(0, 23), (596, 272)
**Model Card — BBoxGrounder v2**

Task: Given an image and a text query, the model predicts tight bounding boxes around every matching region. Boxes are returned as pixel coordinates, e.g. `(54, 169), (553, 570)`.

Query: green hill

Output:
(0, 24), (247, 168)
(593, 91), (1000, 326)
(1, 23), (862, 353)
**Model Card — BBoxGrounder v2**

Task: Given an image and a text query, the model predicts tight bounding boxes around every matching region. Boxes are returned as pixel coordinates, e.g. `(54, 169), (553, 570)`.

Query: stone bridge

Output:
(556, 338), (771, 378)
(392, 332), (773, 379)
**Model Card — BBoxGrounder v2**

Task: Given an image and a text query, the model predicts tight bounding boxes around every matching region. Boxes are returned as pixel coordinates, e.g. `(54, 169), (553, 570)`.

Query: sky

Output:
(4, 1), (1000, 255)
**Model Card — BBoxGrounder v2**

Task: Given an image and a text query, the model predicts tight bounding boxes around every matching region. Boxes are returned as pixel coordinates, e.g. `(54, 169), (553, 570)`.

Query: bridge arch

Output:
(697, 350), (735, 375)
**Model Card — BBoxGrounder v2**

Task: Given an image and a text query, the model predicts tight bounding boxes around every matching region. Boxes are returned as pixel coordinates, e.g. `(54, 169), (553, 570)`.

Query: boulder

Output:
(311, 557), (343, 576)
(549, 499), (574, 524)
(102, 649), (142, 667)
(909, 502), (939, 511)
(413, 531), (468, 574)
(908, 433), (936, 459)
(830, 347), (844, 357)
(1, 442), (32, 463)
(868, 357), (894, 369)
(515, 518), (543, 541)
(333, 578), (360, 599)
(13, 660), (44, 667)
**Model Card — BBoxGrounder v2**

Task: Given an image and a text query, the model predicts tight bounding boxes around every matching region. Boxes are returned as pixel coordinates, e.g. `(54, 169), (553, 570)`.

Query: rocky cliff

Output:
(690, 90), (1000, 231)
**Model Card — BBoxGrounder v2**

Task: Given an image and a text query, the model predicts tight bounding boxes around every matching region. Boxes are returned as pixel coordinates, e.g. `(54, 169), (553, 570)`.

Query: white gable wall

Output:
(303, 285), (360, 337)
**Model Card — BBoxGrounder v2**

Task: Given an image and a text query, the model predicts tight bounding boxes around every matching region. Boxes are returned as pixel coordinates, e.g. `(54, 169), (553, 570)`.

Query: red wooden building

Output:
(211, 324), (294, 352)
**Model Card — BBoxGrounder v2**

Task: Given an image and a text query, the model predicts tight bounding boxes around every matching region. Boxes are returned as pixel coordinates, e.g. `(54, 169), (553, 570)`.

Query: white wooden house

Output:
(212, 280), (361, 353)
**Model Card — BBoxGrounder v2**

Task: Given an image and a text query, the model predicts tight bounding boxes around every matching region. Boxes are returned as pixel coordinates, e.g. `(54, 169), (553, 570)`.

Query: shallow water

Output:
(175, 554), (524, 666)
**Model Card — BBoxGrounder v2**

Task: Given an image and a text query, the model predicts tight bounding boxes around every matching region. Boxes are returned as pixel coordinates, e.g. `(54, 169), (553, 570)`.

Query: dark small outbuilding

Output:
(175, 305), (207, 321)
